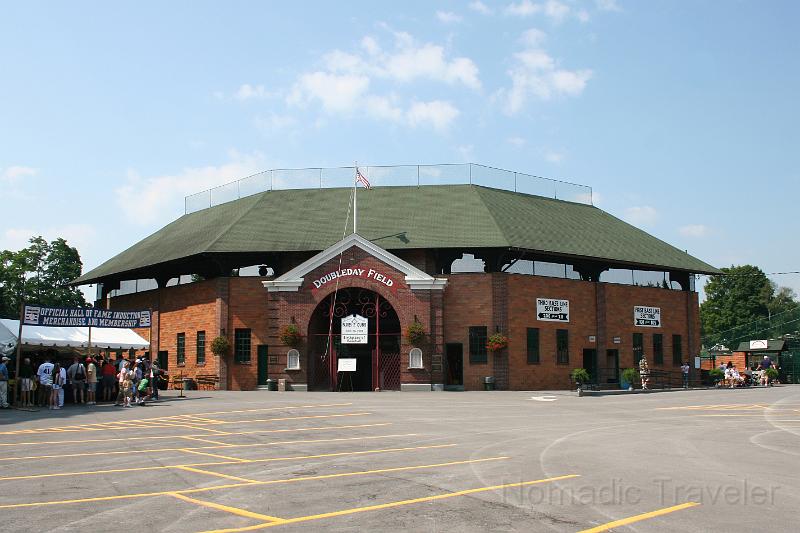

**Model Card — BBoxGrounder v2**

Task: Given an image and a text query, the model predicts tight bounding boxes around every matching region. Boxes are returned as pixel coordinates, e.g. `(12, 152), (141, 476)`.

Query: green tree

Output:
(0, 236), (88, 318)
(700, 265), (799, 346)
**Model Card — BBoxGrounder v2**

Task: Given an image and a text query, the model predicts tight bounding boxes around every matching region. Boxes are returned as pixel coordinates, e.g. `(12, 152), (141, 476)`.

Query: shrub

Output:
(210, 336), (230, 357)
(486, 333), (508, 352)
(765, 368), (779, 382)
(405, 321), (426, 346)
(621, 367), (639, 385)
(709, 368), (724, 382)
(279, 324), (302, 347)
(571, 368), (591, 385)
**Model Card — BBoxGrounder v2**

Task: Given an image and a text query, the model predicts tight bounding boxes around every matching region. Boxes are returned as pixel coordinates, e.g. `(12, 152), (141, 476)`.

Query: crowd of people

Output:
(12, 351), (168, 410)
(717, 355), (779, 388)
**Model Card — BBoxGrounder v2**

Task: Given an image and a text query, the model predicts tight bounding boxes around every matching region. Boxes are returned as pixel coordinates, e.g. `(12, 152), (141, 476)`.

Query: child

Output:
(121, 365), (133, 408)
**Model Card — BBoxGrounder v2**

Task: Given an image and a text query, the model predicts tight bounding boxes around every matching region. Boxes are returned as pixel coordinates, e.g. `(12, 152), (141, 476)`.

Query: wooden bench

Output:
(195, 374), (219, 390)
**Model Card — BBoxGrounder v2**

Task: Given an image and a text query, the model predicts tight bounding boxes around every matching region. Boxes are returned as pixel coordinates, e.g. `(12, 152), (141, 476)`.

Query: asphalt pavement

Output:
(1, 386), (798, 532)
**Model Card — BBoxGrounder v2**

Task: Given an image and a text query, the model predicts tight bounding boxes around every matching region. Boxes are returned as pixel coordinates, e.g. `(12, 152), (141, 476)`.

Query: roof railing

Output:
(184, 163), (593, 214)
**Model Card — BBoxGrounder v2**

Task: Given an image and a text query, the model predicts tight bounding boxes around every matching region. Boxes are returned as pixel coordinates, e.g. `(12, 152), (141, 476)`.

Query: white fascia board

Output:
(263, 279), (304, 292)
(406, 278), (448, 291)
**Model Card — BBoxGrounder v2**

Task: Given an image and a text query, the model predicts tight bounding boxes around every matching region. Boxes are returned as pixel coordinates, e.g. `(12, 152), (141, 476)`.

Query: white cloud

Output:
(596, 0), (622, 12)
(679, 224), (710, 238)
(507, 136), (527, 147)
(543, 0), (570, 23)
(576, 9), (590, 22)
(520, 28), (547, 47)
(1, 165), (37, 183)
(624, 206), (659, 226)
(286, 31), (474, 131)
(499, 30), (592, 113)
(469, 1), (493, 15)
(2, 225), (96, 257)
(115, 151), (267, 225)
(253, 113), (297, 133)
(544, 149), (566, 163)
(406, 100), (460, 130)
(506, 0), (541, 17)
(287, 72), (370, 113)
(436, 11), (462, 24)
(234, 84), (277, 101)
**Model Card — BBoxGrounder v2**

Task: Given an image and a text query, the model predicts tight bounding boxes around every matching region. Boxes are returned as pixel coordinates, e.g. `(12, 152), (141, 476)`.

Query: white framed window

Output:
(287, 349), (300, 370)
(409, 348), (423, 369)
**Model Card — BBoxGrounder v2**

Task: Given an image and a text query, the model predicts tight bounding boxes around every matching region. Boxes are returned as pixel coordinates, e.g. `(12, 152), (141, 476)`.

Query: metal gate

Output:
(379, 351), (401, 390)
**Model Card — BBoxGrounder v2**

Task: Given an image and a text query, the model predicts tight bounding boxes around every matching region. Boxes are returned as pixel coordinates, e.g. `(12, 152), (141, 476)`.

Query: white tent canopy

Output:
(0, 319), (150, 354)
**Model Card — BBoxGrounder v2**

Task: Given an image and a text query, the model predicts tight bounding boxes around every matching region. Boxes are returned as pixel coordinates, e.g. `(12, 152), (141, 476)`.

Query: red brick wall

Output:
(443, 274), (702, 390)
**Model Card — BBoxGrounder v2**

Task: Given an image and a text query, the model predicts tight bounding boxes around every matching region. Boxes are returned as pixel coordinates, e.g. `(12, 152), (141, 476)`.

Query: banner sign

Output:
(536, 298), (569, 322)
(634, 306), (661, 328)
(341, 314), (368, 344)
(749, 340), (769, 350)
(337, 358), (357, 372)
(23, 305), (151, 329)
(312, 267), (396, 293)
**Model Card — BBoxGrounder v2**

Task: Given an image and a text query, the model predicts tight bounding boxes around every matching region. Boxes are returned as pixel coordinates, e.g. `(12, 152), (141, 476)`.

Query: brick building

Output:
(74, 180), (718, 391)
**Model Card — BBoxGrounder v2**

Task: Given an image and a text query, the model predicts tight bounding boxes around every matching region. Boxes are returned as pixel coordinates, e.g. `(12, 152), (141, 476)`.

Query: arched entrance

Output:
(307, 287), (401, 391)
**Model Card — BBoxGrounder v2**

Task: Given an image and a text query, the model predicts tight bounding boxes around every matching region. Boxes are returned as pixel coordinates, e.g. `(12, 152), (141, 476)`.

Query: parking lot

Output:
(1, 387), (799, 532)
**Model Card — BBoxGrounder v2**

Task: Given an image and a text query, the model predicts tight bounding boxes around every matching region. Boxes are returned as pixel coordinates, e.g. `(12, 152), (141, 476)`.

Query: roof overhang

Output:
(264, 233), (448, 293)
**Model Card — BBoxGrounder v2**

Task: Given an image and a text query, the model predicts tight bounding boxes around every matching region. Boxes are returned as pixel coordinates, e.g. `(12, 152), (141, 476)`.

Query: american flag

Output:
(356, 168), (372, 189)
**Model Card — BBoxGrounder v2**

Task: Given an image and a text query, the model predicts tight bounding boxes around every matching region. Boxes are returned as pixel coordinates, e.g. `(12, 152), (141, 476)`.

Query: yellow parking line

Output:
(0, 456), (508, 509)
(180, 449), (246, 462)
(0, 422), (391, 449)
(0, 412), (371, 438)
(170, 493), (285, 523)
(0, 441), (445, 482)
(0, 428), (402, 462)
(577, 502), (700, 532)
(176, 466), (258, 483)
(199, 474), (580, 532)
(180, 436), (232, 446)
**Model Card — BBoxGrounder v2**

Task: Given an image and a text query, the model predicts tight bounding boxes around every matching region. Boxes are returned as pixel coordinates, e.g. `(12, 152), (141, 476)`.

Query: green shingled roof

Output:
(75, 184), (719, 284)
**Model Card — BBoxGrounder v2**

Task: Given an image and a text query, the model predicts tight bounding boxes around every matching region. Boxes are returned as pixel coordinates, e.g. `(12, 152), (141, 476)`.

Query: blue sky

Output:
(1, 1), (799, 300)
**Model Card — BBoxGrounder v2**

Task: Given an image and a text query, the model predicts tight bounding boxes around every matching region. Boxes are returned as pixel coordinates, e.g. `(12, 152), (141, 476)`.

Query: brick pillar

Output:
(429, 289), (445, 385)
(216, 277), (230, 390)
(491, 274), (509, 390)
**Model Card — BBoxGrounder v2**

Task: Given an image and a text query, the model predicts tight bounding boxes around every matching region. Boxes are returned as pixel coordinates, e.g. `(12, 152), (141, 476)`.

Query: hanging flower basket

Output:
(487, 333), (508, 352)
(405, 321), (426, 346)
(280, 324), (302, 347)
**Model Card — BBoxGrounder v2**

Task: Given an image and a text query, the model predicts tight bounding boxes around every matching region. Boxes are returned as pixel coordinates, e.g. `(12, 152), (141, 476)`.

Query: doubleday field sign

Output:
(23, 305), (151, 329)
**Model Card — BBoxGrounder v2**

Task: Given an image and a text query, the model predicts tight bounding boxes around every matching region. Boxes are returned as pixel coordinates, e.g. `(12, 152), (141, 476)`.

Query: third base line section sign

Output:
(537, 298), (569, 322)
(341, 314), (368, 344)
(634, 306), (661, 328)
(24, 305), (152, 328)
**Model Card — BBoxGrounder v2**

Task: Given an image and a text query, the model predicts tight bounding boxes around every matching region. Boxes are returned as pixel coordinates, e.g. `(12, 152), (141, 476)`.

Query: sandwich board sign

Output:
(341, 314), (368, 344)
(634, 306), (661, 327)
(536, 298), (569, 322)
(337, 358), (357, 372)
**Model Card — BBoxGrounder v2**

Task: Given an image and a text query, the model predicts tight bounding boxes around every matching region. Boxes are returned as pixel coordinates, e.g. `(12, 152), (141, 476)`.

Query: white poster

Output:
(634, 306), (661, 327)
(341, 314), (368, 344)
(337, 358), (357, 372)
(536, 298), (570, 322)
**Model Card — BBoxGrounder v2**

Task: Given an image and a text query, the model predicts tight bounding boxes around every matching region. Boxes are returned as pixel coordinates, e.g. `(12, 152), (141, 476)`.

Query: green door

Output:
(257, 345), (269, 386)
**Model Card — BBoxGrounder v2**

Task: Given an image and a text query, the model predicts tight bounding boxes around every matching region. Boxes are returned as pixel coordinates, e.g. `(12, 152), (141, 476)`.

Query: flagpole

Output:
(353, 162), (358, 235)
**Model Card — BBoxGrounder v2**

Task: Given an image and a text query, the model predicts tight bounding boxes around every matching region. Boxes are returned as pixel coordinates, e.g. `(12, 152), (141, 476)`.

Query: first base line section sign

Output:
(634, 306), (661, 327)
(537, 298), (570, 322)
(24, 305), (152, 328)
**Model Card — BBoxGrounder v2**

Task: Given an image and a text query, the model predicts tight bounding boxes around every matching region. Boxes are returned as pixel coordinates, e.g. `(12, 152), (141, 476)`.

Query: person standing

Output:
(85, 357), (98, 405)
(639, 355), (650, 390)
(115, 360), (130, 406)
(150, 357), (160, 401)
(67, 357), (86, 404)
(50, 362), (63, 410)
(101, 359), (116, 402)
(37, 355), (54, 407)
(19, 357), (35, 407)
(680, 361), (690, 389)
(0, 356), (10, 408)
(57, 363), (66, 408)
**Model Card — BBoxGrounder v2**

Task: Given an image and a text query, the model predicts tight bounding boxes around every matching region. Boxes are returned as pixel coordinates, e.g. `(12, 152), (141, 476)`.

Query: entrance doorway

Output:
(604, 349), (620, 385)
(582, 349), (598, 384)
(307, 287), (401, 391)
(445, 343), (464, 390)
(257, 345), (268, 386)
